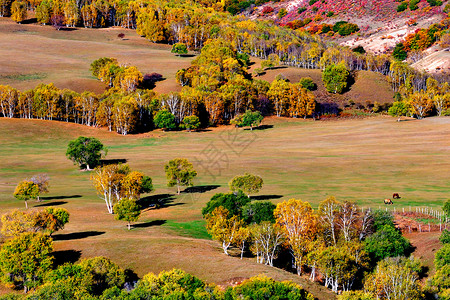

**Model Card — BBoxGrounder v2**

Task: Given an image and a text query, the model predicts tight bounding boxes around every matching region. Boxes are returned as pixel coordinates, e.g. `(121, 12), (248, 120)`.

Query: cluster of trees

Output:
(0, 246), (314, 300)
(1, 207), (69, 237)
(388, 77), (450, 120)
(203, 190), (427, 296)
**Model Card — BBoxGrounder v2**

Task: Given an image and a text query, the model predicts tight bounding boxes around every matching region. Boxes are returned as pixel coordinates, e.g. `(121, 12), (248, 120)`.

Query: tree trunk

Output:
(128, 222), (131, 230)
(25, 200), (28, 209)
(177, 185), (181, 195)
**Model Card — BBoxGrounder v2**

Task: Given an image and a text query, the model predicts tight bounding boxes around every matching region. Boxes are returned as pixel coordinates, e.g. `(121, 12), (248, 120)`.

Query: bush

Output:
(372, 210), (395, 231)
(262, 6), (274, 14)
(364, 225), (411, 262)
(299, 77), (317, 91)
(352, 45), (366, 54)
(326, 11), (334, 17)
(278, 8), (287, 18)
(409, 0), (420, 10)
(242, 201), (276, 224)
(202, 191), (250, 217)
(154, 110), (176, 131)
(309, 0), (318, 5)
(440, 229), (450, 244)
(393, 43), (407, 60)
(180, 115), (200, 131)
(397, 2), (408, 12)
(298, 7), (307, 14)
(427, 0), (442, 6)
(322, 62), (349, 94)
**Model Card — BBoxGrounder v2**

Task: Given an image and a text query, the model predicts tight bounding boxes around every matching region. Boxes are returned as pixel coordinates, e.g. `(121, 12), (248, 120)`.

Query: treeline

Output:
(0, 42), (318, 134)
(0, 230), (314, 298)
(203, 189), (450, 298)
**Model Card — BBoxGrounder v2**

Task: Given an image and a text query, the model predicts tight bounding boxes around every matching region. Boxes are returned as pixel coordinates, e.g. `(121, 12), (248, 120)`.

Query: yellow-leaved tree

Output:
(274, 198), (319, 275)
(205, 206), (243, 255)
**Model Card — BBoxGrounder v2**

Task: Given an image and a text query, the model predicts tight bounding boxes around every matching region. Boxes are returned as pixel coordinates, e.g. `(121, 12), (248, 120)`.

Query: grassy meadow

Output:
(0, 17), (448, 299)
(0, 116), (449, 299)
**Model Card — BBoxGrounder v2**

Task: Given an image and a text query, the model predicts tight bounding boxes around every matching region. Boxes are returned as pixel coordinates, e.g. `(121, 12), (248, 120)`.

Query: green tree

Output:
(434, 244), (450, 270)
(202, 190), (251, 217)
(388, 101), (410, 121)
(164, 158), (197, 194)
(440, 229), (450, 244)
(242, 201), (276, 224)
(364, 225), (411, 262)
(154, 109), (176, 131)
(322, 62), (349, 94)
(372, 210), (395, 231)
(443, 199), (450, 217)
(229, 173), (263, 197)
(13, 180), (39, 209)
(90, 57), (118, 78)
(299, 77), (317, 91)
(261, 53), (280, 70)
(0, 233), (53, 293)
(113, 199), (141, 230)
(171, 43), (188, 56)
(180, 115), (200, 132)
(66, 136), (107, 170)
(231, 110), (263, 130)
(393, 43), (407, 60)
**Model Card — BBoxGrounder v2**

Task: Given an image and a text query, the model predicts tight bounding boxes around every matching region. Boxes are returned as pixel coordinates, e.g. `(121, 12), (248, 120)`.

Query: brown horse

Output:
(393, 193), (401, 199)
(384, 199), (393, 205)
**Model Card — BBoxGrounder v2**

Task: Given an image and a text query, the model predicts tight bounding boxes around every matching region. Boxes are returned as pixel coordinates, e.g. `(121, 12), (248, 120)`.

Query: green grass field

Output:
(0, 116), (449, 299)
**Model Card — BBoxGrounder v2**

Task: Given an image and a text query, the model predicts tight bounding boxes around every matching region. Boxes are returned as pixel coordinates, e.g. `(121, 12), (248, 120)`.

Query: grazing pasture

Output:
(0, 116), (449, 298)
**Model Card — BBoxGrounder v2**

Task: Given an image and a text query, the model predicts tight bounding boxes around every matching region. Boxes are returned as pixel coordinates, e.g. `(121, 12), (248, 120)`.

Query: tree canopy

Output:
(66, 136), (107, 170)
(164, 158), (197, 194)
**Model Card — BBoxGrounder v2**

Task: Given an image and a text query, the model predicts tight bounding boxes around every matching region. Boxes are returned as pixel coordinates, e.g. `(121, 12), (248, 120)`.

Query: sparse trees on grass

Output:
(164, 158), (197, 194)
(14, 180), (39, 208)
(66, 136), (107, 170)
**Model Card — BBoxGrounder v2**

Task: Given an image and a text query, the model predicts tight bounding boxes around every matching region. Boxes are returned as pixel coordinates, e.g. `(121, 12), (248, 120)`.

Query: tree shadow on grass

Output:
(52, 250), (82, 267)
(182, 185), (220, 194)
(251, 195), (283, 201)
(35, 201), (68, 207)
(244, 125), (274, 131)
(52, 231), (105, 241)
(100, 159), (127, 166)
(138, 194), (183, 209)
(41, 195), (82, 200)
(132, 220), (166, 228)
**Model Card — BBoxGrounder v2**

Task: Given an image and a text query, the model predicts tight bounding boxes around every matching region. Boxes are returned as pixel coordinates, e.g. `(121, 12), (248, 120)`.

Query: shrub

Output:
(352, 45), (366, 54)
(364, 225), (411, 262)
(409, 0), (420, 10)
(326, 11), (334, 17)
(393, 43), (407, 60)
(397, 2), (408, 12)
(309, 0), (318, 5)
(299, 77), (317, 90)
(298, 7), (307, 14)
(154, 110), (176, 131)
(278, 8), (287, 18)
(262, 6), (274, 14)
(440, 229), (450, 244)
